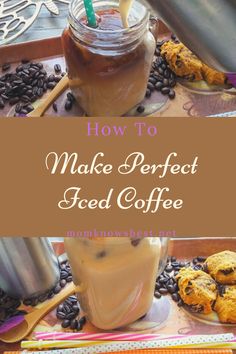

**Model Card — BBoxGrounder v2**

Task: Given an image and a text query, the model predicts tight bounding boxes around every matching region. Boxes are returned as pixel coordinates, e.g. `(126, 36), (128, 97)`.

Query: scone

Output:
(214, 285), (236, 323)
(204, 251), (236, 285)
(176, 267), (217, 314)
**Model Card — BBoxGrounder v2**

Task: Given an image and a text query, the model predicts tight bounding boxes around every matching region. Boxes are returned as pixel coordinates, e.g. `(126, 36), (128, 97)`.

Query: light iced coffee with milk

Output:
(64, 237), (161, 330)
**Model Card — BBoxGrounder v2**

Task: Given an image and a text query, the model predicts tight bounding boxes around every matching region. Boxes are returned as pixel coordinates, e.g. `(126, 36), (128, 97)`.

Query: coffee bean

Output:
(0, 98), (5, 108)
(161, 87), (170, 95)
(15, 103), (22, 113)
(53, 102), (58, 112)
(197, 256), (207, 262)
(61, 270), (69, 280)
(9, 97), (20, 105)
(155, 82), (163, 91)
(30, 95), (37, 103)
(159, 288), (168, 295)
(145, 89), (151, 98)
(177, 299), (184, 307)
(72, 304), (80, 313)
(162, 78), (169, 87)
(54, 76), (61, 83)
(70, 319), (78, 330)
(155, 49), (161, 56)
(167, 285), (176, 294)
(53, 285), (61, 294)
(36, 63), (43, 69)
(168, 89), (176, 99)
(21, 95), (30, 102)
(31, 298), (39, 307)
(172, 293), (180, 302)
(37, 88), (44, 97)
(157, 40), (165, 47)
(59, 280), (66, 288)
(137, 105), (145, 114)
(158, 67), (164, 75)
(62, 319), (71, 328)
(154, 291), (161, 299)
(48, 291), (55, 299)
(47, 82), (56, 90)
(147, 82), (155, 91)
(79, 316), (86, 326)
(66, 276), (73, 282)
(192, 258), (198, 265)
(57, 311), (66, 320)
(148, 77), (157, 85)
(2, 63), (11, 72)
(65, 99), (72, 111)
(37, 79), (43, 88)
(32, 79), (38, 87)
(25, 104), (34, 113)
(66, 312), (77, 320)
(131, 238), (141, 246)
(171, 262), (179, 267)
(38, 293), (48, 303)
(1, 94), (9, 101)
(54, 64), (61, 73)
(23, 298), (32, 306)
(96, 250), (106, 258)
(67, 92), (75, 102)
(165, 265), (173, 273)
(68, 295), (77, 303)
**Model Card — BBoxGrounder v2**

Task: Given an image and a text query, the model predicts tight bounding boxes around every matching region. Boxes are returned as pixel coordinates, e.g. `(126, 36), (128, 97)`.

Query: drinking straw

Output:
(3, 349), (234, 354)
(34, 332), (234, 343)
(21, 333), (234, 351)
(35, 332), (164, 341)
(83, 0), (97, 27)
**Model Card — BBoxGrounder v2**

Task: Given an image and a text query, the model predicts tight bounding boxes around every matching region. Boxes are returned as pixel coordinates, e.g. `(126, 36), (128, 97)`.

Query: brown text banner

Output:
(0, 117), (235, 237)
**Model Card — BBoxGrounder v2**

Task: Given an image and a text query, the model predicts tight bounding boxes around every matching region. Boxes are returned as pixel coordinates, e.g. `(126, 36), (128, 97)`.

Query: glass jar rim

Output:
(68, 0), (150, 41)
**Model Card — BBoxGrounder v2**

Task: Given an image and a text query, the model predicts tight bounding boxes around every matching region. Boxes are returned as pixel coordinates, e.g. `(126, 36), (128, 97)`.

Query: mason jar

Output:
(61, 0), (156, 116)
(64, 237), (169, 330)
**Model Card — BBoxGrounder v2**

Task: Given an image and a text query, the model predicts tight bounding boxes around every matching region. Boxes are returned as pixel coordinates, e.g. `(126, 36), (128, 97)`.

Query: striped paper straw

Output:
(35, 332), (166, 341)
(34, 332), (231, 342)
(21, 333), (234, 352)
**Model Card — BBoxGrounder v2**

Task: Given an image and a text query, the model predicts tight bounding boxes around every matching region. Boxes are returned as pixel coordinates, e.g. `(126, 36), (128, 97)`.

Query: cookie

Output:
(161, 40), (226, 85)
(176, 267), (217, 314)
(214, 285), (236, 323)
(204, 251), (236, 285)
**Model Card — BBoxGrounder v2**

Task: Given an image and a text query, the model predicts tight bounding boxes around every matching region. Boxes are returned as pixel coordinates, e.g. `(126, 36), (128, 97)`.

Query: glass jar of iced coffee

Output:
(61, 0), (156, 116)
(64, 237), (168, 330)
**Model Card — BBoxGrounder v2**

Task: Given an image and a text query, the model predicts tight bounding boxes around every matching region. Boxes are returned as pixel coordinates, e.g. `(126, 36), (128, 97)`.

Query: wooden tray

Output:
(0, 237), (235, 352)
(1, 26), (236, 117)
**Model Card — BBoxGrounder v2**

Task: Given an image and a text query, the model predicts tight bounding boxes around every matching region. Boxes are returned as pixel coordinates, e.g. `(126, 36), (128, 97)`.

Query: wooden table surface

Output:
(12, 2), (69, 44)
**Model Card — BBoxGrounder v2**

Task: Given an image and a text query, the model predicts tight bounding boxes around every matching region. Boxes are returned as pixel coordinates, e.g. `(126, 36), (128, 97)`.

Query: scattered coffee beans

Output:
(0, 60), (64, 115)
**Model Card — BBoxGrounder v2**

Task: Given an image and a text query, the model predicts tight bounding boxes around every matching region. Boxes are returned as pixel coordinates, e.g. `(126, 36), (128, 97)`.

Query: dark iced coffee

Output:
(62, 0), (155, 116)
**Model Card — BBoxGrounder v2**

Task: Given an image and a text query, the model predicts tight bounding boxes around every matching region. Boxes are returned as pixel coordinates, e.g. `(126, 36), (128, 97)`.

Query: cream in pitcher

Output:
(64, 237), (161, 329)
